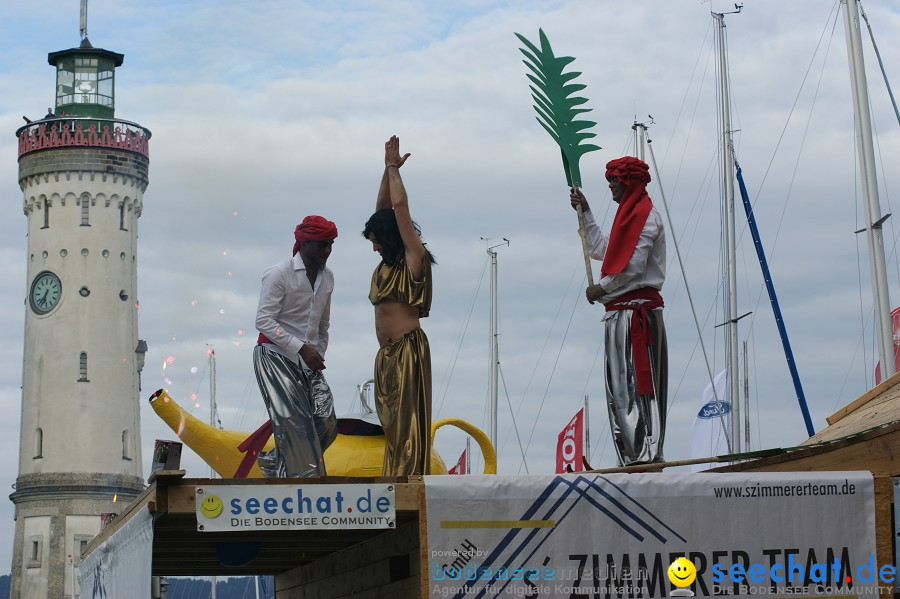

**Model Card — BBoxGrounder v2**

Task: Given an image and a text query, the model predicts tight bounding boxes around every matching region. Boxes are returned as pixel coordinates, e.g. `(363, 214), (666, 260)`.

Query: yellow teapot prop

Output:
(149, 389), (496, 477)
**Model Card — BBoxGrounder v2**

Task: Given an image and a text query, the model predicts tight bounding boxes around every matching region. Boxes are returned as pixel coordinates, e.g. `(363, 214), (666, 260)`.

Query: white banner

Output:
(425, 472), (878, 598)
(691, 368), (730, 472)
(78, 505), (153, 599)
(196, 483), (395, 531)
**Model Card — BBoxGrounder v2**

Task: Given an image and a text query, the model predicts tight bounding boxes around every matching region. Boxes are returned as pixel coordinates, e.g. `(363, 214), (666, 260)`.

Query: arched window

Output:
(119, 202), (127, 231)
(78, 352), (89, 382)
(42, 201), (50, 229)
(80, 193), (90, 226)
(122, 429), (131, 460)
(34, 428), (42, 458)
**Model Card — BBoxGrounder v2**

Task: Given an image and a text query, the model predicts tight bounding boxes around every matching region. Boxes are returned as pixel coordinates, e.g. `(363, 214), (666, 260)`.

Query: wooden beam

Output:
(827, 371), (900, 425)
(874, 478), (895, 599)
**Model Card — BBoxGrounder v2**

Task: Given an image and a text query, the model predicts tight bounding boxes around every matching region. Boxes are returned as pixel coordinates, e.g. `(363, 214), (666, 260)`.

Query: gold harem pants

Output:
(374, 328), (432, 476)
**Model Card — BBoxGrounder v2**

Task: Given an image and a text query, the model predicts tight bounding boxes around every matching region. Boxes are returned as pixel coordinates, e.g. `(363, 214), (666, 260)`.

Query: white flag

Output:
(690, 368), (730, 472)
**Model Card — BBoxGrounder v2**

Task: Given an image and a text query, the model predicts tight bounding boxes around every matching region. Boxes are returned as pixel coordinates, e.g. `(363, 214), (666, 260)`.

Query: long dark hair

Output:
(362, 208), (436, 266)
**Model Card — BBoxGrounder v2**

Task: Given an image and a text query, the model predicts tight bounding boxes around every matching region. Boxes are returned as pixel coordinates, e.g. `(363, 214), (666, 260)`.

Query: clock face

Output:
(29, 271), (62, 315)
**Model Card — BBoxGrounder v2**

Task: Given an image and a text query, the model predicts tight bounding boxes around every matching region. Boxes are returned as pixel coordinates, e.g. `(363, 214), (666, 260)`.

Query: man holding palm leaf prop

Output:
(516, 30), (667, 467)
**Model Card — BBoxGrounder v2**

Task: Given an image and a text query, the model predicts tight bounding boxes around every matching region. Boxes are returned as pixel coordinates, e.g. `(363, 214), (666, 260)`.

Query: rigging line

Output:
(834, 319), (868, 411)
(589, 415), (610, 467)
(497, 259), (582, 457)
(583, 342), (609, 462)
(666, 142), (720, 305)
(858, 0), (900, 129)
(733, 13), (838, 362)
(234, 374), (257, 430)
(497, 363), (529, 474)
(658, 18), (716, 179)
(743, 1), (841, 207)
(434, 252), (489, 419)
(519, 282), (583, 466)
(579, 332), (603, 400)
(874, 126), (900, 287)
(734, 11), (838, 264)
(647, 139), (732, 452)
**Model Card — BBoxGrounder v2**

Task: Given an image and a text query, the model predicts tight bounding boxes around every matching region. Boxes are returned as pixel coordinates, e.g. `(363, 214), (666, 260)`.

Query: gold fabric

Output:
(374, 328), (432, 476)
(369, 257), (432, 317)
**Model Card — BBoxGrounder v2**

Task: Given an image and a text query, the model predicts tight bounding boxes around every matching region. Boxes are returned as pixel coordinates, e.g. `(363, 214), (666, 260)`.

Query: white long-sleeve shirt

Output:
(255, 254), (333, 368)
(582, 207), (666, 304)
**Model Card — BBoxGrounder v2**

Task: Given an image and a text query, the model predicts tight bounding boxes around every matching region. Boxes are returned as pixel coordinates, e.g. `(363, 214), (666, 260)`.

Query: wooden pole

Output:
(574, 187), (595, 286)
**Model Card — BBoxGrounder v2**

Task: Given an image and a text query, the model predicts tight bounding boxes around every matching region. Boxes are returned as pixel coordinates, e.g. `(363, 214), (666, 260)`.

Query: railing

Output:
(17, 116), (151, 159)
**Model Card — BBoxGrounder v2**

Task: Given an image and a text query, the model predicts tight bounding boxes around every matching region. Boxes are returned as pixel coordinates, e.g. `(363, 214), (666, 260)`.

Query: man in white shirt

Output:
(253, 215), (339, 477)
(569, 156), (667, 466)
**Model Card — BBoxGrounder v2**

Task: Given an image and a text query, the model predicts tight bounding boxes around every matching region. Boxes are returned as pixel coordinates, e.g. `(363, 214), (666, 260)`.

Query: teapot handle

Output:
(430, 418), (497, 474)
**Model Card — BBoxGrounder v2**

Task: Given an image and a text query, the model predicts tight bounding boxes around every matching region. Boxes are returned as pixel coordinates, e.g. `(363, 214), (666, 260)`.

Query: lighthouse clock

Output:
(9, 17), (150, 599)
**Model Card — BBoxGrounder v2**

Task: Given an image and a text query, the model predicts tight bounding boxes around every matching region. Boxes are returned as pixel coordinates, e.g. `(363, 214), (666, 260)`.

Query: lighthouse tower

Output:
(9, 8), (149, 599)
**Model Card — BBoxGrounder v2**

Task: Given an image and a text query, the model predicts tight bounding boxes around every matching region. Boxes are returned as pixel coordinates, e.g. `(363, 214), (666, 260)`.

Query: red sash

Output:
(604, 288), (664, 396)
(234, 421), (273, 478)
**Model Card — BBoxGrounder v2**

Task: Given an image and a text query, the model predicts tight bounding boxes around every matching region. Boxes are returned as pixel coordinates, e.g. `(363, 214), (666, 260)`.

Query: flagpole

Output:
(743, 341), (750, 449)
(583, 395), (590, 466)
(466, 437), (471, 474)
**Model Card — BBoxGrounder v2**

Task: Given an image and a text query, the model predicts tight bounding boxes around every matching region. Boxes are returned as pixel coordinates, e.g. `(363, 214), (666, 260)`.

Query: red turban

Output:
(604, 156), (651, 186)
(292, 215), (338, 255)
(601, 157), (653, 277)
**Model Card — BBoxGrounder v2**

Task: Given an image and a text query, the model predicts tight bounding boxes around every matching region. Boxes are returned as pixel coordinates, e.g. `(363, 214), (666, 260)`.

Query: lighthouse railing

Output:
(16, 116), (151, 160)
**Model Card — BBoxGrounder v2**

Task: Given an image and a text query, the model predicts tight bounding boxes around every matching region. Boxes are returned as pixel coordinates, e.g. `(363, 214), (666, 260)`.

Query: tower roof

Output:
(47, 41), (123, 67)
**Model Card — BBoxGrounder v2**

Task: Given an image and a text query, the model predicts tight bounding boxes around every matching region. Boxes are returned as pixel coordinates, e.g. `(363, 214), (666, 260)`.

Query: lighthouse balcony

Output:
(17, 116), (151, 160)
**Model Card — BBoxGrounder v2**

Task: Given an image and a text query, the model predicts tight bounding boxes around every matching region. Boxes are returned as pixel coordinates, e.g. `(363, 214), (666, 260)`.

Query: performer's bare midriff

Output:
(374, 300), (421, 348)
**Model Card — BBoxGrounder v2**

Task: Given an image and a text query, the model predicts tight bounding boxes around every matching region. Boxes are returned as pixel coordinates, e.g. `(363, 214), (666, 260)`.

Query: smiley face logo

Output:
(667, 557), (697, 588)
(198, 495), (223, 519)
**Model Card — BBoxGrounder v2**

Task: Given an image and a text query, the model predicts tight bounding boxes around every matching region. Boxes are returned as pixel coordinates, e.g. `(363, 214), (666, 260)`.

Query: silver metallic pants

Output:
(604, 308), (667, 466)
(253, 345), (337, 478)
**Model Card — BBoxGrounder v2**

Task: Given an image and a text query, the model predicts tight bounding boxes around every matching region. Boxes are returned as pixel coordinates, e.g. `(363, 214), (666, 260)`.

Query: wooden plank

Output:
(874, 478), (895, 599)
(395, 481), (421, 511)
(827, 371), (900, 425)
(714, 424), (900, 476)
(147, 469), (186, 485)
(166, 484), (198, 514)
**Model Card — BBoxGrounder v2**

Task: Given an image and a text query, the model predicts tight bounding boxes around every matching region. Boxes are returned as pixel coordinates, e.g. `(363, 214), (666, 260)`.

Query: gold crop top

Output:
(368, 256), (432, 318)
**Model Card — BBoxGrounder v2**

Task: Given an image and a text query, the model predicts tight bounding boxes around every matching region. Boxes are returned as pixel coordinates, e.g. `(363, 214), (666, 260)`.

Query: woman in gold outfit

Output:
(363, 135), (436, 476)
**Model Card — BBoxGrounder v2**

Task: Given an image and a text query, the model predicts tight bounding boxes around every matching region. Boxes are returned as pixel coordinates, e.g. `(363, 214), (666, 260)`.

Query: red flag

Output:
(874, 306), (900, 385)
(555, 408), (584, 473)
(448, 449), (467, 475)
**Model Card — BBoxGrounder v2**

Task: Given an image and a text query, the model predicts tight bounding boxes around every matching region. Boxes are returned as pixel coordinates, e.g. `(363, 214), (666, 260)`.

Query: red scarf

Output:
(600, 157), (652, 277)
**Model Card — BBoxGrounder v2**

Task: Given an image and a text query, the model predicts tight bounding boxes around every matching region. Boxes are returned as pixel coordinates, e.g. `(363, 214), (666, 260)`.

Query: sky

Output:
(0, 0), (899, 573)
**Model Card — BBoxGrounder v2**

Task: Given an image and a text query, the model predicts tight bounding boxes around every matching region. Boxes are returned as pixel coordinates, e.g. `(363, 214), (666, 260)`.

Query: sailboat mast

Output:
(486, 240), (508, 456)
(208, 346), (217, 599)
(714, 12), (741, 452)
(632, 122), (647, 161)
(488, 245), (499, 453)
(842, 0), (895, 381)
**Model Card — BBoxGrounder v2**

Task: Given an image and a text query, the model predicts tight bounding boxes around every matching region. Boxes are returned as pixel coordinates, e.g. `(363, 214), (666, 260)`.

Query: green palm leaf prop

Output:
(515, 29), (601, 188)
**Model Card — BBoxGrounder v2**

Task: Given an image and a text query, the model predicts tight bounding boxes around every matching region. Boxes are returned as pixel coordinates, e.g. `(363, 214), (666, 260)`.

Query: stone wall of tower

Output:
(11, 144), (148, 599)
